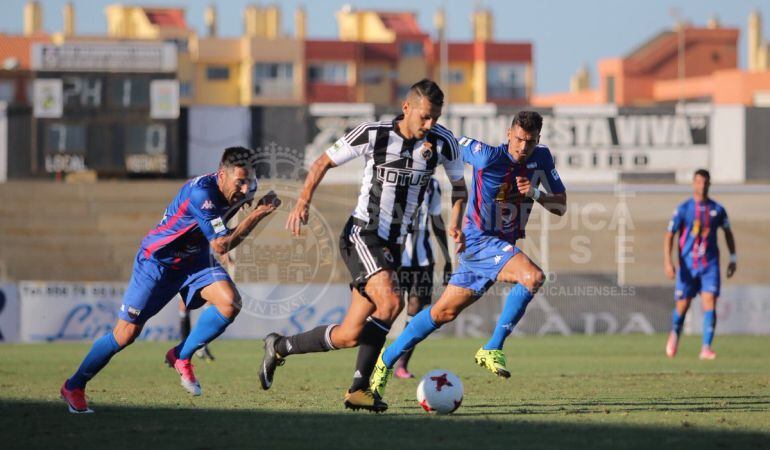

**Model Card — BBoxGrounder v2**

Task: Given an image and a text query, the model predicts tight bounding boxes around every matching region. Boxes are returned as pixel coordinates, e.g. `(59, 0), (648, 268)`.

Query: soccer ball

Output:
(416, 370), (463, 414)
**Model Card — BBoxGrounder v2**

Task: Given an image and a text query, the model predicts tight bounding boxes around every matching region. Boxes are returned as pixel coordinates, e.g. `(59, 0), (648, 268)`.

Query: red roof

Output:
(143, 8), (187, 29)
(0, 33), (51, 70)
(377, 12), (423, 37)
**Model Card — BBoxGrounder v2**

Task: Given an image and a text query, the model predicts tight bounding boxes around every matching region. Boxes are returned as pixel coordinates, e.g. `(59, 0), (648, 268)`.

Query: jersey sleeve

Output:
(536, 147), (566, 194)
(433, 126), (464, 182)
(188, 187), (230, 241)
(459, 136), (496, 169)
(428, 180), (442, 216)
(718, 207), (731, 230)
(667, 205), (684, 233)
(325, 122), (373, 166)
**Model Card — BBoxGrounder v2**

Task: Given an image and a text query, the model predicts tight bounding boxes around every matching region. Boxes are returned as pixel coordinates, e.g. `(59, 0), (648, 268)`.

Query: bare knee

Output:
(113, 321), (143, 347)
(215, 290), (242, 320)
(374, 295), (403, 323)
(431, 305), (460, 325)
(522, 268), (545, 293)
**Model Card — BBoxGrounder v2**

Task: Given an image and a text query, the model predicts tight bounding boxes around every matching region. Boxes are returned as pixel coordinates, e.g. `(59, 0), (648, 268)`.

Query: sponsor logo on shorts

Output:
(201, 200), (215, 210)
(473, 142), (482, 153)
(121, 304), (142, 320)
(494, 255), (502, 264)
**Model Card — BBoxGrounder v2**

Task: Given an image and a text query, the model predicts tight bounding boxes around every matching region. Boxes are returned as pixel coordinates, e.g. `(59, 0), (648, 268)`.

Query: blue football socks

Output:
(671, 308), (685, 336)
(483, 283), (534, 350)
(177, 306), (233, 360)
(382, 307), (439, 368)
(702, 309), (716, 347)
(66, 332), (122, 389)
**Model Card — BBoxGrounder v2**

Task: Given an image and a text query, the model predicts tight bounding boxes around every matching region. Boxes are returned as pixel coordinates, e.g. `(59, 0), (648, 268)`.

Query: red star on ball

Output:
(430, 373), (453, 392)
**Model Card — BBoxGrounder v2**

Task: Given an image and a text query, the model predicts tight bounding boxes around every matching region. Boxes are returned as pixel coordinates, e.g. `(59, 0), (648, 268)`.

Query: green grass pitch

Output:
(1, 335), (768, 449)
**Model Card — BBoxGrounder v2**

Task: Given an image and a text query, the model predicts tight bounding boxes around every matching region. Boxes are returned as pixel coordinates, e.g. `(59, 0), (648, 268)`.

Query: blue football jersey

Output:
(458, 137), (565, 244)
(140, 173), (231, 268)
(668, 198), (730, 271)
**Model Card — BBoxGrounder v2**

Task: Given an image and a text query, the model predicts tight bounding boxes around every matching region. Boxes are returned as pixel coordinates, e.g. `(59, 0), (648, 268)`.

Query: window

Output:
(486, 63), (527, 100)
(0, 80), (14, 103)
(253, 63), (294, 97)
(606, 76), (615, 103)
(179, 81), (193, 99)
(206, 66), (230, 81)
(449, 70), (464, 84)
(361, 68), (385, 85)
(400, 41), (423, 57)
(308, 63), (348, 84)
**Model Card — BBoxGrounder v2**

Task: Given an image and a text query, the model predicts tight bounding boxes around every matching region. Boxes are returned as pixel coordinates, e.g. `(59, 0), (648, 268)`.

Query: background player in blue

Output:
(664, 169), (736, 360)
(60, 147), (280, 413)
(372, 111), (567, 397)
(394, 177), (451, 379)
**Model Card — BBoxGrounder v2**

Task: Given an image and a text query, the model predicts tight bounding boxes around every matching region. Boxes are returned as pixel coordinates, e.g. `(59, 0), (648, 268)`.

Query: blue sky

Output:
(2, 0), (769, 94)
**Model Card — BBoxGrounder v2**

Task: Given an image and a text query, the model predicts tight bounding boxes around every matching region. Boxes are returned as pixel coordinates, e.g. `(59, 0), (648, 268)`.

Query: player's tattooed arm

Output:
(286, 153), (336, 236)
(515, 176), (567, 216)
(210, 191), (281, 255)
(724, 228), (737, 278)
(448, 178), (467, 253)
(663, 231), (677, 280)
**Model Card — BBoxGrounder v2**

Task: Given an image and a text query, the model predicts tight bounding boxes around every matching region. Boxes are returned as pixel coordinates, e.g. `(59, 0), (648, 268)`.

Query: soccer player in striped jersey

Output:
(60, 147), (279, 413)
(664, 169), (736, 360)
(394, 177), (452, 379)
(371, 111), (567, 398)
(259, 79), (467, 412)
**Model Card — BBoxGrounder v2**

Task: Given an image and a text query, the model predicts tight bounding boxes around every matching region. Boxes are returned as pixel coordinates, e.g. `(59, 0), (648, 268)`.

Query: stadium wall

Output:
(3, 280), (769, 343)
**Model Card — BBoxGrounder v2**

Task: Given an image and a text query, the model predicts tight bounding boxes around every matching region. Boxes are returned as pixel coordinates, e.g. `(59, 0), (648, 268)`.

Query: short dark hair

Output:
(408, 79), (444, 106)
(694, 169), (711, 180)
(511, 111), (543, 133)
(220, 146), (256, 170)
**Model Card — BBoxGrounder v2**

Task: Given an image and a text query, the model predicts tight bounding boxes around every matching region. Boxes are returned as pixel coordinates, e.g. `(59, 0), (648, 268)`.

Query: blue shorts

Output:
(119, 251), (232, 324)
(448, 235), (520, 296)
(675, 261), (720, 300)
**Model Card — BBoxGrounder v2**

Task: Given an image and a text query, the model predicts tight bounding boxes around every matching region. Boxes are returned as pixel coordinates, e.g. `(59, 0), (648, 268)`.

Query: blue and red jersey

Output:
(458, 137), (565, 244)
(140, 173), (231, 268)
(667, 198), (730, 271)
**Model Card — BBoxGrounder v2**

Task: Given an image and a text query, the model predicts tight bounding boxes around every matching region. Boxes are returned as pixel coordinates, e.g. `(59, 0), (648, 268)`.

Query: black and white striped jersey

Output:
(402, 178), (442, 268)
(325, 115), (463, 244)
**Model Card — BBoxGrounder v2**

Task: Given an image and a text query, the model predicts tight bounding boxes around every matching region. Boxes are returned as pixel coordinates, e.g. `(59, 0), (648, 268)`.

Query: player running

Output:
(371, 111), (567, 398)
(664, 169), (736, 360)
(394, 177), (452, 379)
(259, 79), (467, 412)
(60, 147), (279, 413)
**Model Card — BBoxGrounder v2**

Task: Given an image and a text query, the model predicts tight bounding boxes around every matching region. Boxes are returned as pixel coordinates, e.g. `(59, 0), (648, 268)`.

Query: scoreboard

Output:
(31, 42), (182, 177)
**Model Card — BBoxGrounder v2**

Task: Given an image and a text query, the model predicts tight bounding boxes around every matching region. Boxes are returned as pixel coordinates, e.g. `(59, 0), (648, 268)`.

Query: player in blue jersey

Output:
(60, 147), (280, 413)
(371, 111), (567, 396)
(664, 169), (736, 360)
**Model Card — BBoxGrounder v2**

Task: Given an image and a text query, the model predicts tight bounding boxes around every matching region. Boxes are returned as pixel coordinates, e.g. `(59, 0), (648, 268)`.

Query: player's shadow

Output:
(2, 399), (768, 450)
(456, 395), (770, 416)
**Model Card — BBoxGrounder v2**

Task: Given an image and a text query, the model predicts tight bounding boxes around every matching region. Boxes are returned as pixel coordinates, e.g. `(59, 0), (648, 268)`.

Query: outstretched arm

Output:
(285, 153), (336, 236)
(211, 192), (281, 255)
